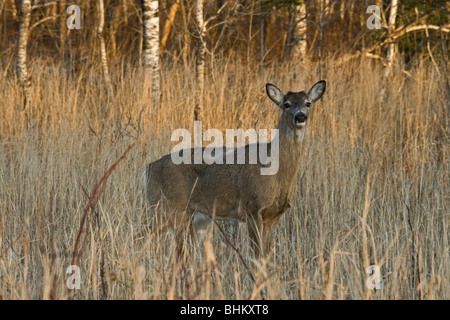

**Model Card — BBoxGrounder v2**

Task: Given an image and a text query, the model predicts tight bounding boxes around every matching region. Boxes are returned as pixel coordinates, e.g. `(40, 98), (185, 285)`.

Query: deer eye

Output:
(283, 102), (291, 109)
(305, 102), (311, 108)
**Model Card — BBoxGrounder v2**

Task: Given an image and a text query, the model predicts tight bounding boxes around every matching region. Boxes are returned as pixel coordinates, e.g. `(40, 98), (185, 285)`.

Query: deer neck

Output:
(275, 118), (305, 184)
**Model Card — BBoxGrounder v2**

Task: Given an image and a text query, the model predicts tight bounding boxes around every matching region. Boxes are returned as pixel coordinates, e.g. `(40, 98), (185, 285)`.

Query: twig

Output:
(69, 142), (137, 299)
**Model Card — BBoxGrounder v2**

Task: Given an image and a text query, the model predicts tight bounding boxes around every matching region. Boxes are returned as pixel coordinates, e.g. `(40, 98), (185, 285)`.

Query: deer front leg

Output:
(261, 219), (277, 258)
(247, 212), (264, 259)
(260, 206), (289, 257)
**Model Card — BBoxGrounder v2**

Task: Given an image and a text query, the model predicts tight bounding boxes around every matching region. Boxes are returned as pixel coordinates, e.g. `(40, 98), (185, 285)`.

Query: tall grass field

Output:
(0, 57), (448, 299)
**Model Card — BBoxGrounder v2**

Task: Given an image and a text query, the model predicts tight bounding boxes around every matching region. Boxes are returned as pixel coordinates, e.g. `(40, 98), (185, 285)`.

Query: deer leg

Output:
(247, 213), (264, 259)
(166, 209), (193, 263)
(261, 214), (283, 258)
(175, 227), (187, 262)
(262, 222), (275, 258)
(191, 211), (212, 245)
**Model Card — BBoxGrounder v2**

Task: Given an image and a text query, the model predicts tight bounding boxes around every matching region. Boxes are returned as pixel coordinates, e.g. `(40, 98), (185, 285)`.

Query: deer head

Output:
(266, 80), (326, 131)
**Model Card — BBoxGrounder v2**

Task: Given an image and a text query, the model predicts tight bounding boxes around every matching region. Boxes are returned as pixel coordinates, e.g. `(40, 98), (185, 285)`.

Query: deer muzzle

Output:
(293, 112), (308, 128)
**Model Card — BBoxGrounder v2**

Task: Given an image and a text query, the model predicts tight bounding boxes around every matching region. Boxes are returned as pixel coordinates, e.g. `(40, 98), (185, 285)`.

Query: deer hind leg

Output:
(167, 208), (194, 261)
(191, 212), (212, 245)
(186, 211), (212, 261)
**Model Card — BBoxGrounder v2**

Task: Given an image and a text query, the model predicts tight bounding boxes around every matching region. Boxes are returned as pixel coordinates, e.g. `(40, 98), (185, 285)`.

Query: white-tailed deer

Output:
(142, 81), (326, 259)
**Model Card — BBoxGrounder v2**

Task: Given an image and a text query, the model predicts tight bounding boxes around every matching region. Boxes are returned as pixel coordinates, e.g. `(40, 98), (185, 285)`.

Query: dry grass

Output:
(0, 57), (448, 299)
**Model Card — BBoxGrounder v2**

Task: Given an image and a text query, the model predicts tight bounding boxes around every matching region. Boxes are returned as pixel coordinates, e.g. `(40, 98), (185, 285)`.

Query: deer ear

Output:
(266, 83), (284, 106)
(307, 80), (326, 103)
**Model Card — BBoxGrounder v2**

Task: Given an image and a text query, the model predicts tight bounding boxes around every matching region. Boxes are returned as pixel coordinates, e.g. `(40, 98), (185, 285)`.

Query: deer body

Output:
(143, 81), (326, 258)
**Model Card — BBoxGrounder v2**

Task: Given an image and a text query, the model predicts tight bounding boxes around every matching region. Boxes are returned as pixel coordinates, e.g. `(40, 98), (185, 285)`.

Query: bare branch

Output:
(333, 14), (447, 68)
(30, 16), (56, 31)
(31, 1), (58, 11)
(406, 24), (450, 33)
(204, 0), (229, 28)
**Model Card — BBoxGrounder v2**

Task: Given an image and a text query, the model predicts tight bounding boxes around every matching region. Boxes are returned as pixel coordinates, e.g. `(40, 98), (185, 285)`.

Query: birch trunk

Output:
(98, 0), (112, 90)
(142, 0), (160, 108)
(194, 0), (205, 121)
(384, 0), (398, 78)
(292, 1), (307, 61)
(16, 0), (32, 109)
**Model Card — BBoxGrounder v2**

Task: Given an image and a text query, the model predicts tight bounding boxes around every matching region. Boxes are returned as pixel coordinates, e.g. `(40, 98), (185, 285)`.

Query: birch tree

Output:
(194, 0), (205, 121)
(142, 0), (160, 108)
(16, 0), (32, 109)
(384, 0), (398, 78)
(98, 0), (112, 90)
(292, 1), (307, 61)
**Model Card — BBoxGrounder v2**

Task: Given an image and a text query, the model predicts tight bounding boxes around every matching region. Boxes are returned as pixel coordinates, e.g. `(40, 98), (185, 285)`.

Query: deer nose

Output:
(295, 113), (308, 123)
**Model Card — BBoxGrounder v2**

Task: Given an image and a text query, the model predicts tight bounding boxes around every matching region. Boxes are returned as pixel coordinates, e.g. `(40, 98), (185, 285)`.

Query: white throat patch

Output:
(295, 129), (305, 142)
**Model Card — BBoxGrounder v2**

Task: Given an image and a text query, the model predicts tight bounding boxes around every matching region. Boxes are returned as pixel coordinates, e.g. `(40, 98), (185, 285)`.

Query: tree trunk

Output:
(98, 0), (112, 90)
(194, 0), (205, 121)
(160, 0), (180, 52)
(259, 0), (265, 69)
(384, 0), (398, 78)
(16, 0), (32, 109)
(10, 0), (18, 19)
(317, 0), (329, 75)
(122, 0), (128, 24)
(58, 0), (66, 55)
(142, 0), (160, 108)
(292, 1), (307, 61)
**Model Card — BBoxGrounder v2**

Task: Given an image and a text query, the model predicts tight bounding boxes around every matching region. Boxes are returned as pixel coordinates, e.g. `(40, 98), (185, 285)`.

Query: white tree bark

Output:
(384, 0), (398, 78)
(142, 0), (160, 108)
(16, 0), (32, 108)
(98, 0), (112, 90)
(194, 0), (205, 121)
(292, 1), (307, 61)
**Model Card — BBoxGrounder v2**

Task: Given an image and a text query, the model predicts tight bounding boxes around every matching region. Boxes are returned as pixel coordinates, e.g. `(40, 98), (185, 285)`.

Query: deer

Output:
(142, 80), (326, 260)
